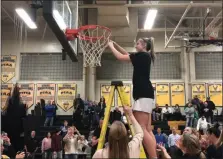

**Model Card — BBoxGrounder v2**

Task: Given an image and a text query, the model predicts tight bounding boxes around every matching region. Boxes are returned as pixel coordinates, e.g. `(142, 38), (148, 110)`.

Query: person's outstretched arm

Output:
(108, 41), (130, 61)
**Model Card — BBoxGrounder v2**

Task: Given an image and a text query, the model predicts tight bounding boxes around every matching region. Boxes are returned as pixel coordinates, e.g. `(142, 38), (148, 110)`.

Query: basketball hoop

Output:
(208, 24), (221, 40)
(66, 25), (111, 67)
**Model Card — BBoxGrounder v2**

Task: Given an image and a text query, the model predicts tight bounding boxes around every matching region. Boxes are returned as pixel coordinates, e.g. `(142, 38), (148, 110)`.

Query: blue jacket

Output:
(45, 104), (55, 117)
(155, 133), (166, 144)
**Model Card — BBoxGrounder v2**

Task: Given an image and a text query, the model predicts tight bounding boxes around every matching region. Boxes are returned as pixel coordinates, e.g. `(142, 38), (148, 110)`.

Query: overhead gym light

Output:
(15, 8), (37, 29)
(53, 10), (67, 30)
(144, 9), (158, 30)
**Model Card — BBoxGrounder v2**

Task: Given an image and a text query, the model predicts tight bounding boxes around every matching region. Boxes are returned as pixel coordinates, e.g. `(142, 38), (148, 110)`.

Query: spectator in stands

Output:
(1, 132), (15, 158)
(93, 106), (143, 159)
(206, 97), (215, 124)
(197, 116), (208, 134)
(193, 105), (200, 128)
(51, 129), (62, 159)
(91, 119), (109, 158)
(44, 101), (55, 127)
(40, 99), (46, 117)
(73, 94), (84, 112)
(1, 139), (25, 159)
(185, 103), (195, 127)
(161, 104), (172, 121)
(98, 97), (106, 118)
(52, 101), (58, 121)
(202, 102), (212, 123)
(155, 128), (166, 146)
(183, 127), (197, 136)
(111, 107), (122, 123)
(152, 103), (162, 121)
(24, 131), (38, 158)
(34, 102), (42, 116)
(73, 107), (83, 130)
(173, 104), (182, 121)
(168, 127), (181, 157)
(77, 135), (89, 159)
(60, 120), (69, 138)
(41, 132), (52, 159)
(63, 126), (81, 159)
(206, 126), (223, 159)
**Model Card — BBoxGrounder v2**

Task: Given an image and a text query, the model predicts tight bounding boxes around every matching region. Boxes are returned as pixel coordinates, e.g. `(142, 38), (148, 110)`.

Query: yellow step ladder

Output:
(97, 81), (147, 158)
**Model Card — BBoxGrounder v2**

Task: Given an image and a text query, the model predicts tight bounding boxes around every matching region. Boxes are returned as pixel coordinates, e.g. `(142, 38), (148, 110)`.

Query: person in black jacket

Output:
(98, 97), (106, 118)
(202, 102), (212, 123)
(205, 97), (215, 124)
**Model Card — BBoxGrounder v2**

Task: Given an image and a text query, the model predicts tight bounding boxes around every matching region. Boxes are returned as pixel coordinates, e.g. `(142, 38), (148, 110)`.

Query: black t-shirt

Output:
(25, 137), (38, 153)
(129, 52), (154, 100)
(206, 144), (223, 159)
(153, 108), (162, 113)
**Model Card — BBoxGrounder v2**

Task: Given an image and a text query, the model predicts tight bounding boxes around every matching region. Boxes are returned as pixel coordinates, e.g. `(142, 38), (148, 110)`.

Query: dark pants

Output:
(64, 154), (77, 159)
(169, 146), (177, 158)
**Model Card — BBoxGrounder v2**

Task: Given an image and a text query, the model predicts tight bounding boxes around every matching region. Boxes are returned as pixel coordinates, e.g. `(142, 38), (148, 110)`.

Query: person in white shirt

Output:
(168, 127), (181, 157)
(161, 104), (173, 121)
(77, 135), (89, 159)
(197, 116), (208, 133)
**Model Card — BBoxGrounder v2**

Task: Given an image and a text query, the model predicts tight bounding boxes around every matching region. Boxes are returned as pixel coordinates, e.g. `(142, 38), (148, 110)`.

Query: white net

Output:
(208, 24), (221, 39)
(78, 25), (111, 67)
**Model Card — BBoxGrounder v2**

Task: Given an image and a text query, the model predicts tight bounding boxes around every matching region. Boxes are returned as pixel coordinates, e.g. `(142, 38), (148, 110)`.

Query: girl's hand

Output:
(157, 143), (167, 152)
(108, 41), (114, 48)
(123, 106), (133, 116)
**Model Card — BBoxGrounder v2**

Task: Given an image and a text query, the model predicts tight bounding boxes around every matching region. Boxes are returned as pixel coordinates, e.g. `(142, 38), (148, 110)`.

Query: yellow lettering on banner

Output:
(1, 84), (13, 110)
(117, 84), (131, 106)
(18, 84), (34, 109)
(156, 83), (170, 106)
(36, 84), (55, 103)
(192, 84), (206, 101)
(208, 84), (222, 106)
(56, 84), (76, 111)
(171, 83), (185, 106)
(1, 56), (16, 83)
(101, 85), (114, 106)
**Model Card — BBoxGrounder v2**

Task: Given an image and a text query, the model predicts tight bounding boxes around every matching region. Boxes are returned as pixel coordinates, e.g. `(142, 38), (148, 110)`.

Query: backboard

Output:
(43, 0), (78, 62)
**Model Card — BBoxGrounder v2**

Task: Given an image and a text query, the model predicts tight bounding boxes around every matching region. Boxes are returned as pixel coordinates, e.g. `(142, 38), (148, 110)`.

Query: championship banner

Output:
(1, 56), (16, 83)
(192, 84), (206, 101)
(18, 84), (34, 109)
(36, 84), (55, 103)
(101, 84), (114, 106)
(1, 84), (13, 110)
(170, 83), (185, 106)
(117, 84), (131, 106)
(56, 84), (77, 111)
(208, 83), (222, 106)
(156, 83), (170, 106)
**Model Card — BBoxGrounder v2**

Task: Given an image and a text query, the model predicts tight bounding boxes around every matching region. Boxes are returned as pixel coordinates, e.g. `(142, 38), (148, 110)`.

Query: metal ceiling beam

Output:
(79, 2), (222, 9)
(164, 2), (192, 48)
(138, 27), (203, 32)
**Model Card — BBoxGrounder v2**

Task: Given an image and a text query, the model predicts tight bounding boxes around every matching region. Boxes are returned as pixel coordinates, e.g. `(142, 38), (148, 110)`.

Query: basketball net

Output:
(78, 26), (111, 67)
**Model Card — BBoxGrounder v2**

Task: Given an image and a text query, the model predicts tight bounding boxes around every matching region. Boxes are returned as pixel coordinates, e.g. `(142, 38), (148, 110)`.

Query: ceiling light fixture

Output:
(53, 10), (67, 30)
(15, 8), (37, 29)
(144, 9), (158, 30)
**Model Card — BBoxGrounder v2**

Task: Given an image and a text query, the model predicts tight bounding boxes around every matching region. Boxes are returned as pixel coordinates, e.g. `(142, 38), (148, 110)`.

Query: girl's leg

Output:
(133, 111), (157, 158)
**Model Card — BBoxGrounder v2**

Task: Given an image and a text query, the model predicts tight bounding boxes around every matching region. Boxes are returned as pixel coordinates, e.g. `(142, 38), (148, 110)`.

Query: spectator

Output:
(185, 103), (195, 127)
(206, 97), (215, 124)
(60, 120), (69, 138)
(152, 103), (162, 121)
(40, 99), (46, 117)
(197, 116), (208, 134)
(51, 129), (62, 159)
(98, 97), (106, 118)
(193, 105), (199, 128)
(206, 126), (223, 159)
(52, 101), (58, 121)
(1, 139), (25, 159)
(155, 128), (166, 145)
(73, 94), (84, 112)
(41, 132), (52, 159)
(77, 135), (89, 159)
(91, 119), (109, 158)
(110, 107), (122, 123)
(168, 127), (181, 158)
(1, 132), (15, 158)
(34, 102), (42, 116)
(93, 106), (143, 159)
(44, 101), (55, 127)
(161, 104), (172, 121)
(73, 107), (83, 130)
(183, 127), (197, 136)
(173, 104), (182, 121)
(63, 126), (80, 159)
(202, 102), (212, 123)
(24, 131), (38, 158)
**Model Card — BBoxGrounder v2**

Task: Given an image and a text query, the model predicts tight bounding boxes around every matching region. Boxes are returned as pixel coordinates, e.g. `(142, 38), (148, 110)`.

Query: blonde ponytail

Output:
(149, 37), (155, 63)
